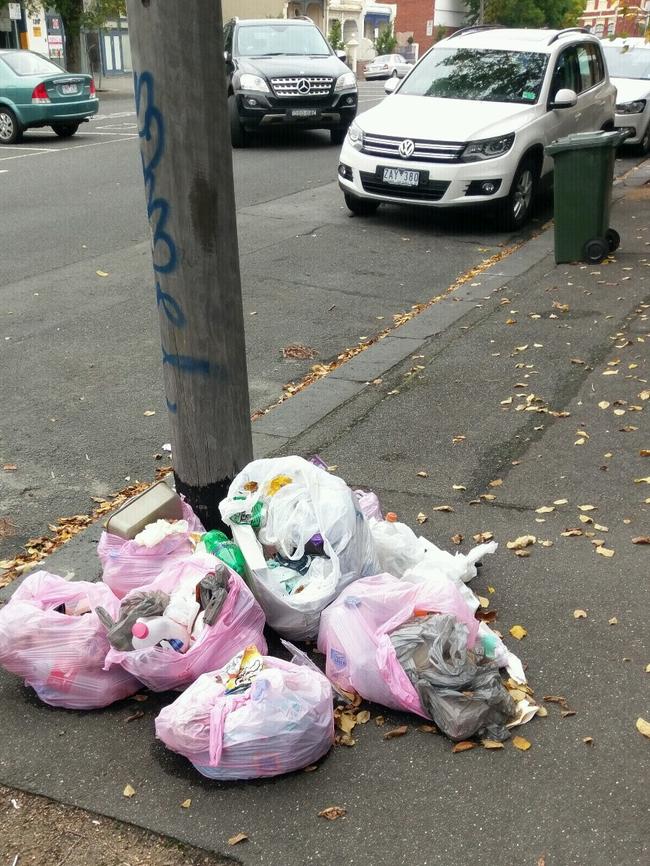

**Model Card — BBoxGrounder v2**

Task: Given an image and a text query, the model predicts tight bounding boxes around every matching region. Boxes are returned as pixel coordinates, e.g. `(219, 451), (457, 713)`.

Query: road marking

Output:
(0, 169), (8, 174)
(0, 135), (136, 161)
(94, 110), (136, 120)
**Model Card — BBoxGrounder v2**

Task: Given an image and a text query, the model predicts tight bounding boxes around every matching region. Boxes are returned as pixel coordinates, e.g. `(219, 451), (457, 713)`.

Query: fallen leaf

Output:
(304, 764), (318, 772)
(561, 708), (577, 718)
(645, 665), (650, 673)
(451, 533), (463, 545)
(583, 737), (594, 746)
(489, 479), (503, 487)
(536, 505), (555, 514)
(418, 724), (437, 734)
(500, 397), (513, 405)
(451, 741), (477, 753)
(477, 596), (490, 608)
(561, 528), (583, 537)
(506, 535), (536, 550)
(481, 739), (504, 749)
(579, 515), (593, 524)
(602, 369), (618, 376)
(181, 799), (191, 809)
(596, 546), (615, 557)
(512, 735), (531, 751)
(131, 693), (148, 702)
(228, 832), (249, 845)
(487, 585), (495, 594)
(432, 505), (454, 512)
(641, 450), (650, 457)
(387, 389), (400, 396)
(573, 609), (587, 619)
(96, 270), (109, 277)
(539, 540), (554, 548)
(416, 512), (428, 525)
(452, 484), (466, 491)
(2, 464), (17, 471)
(632, 536), (650, 544)
(578, 504), (596, 512)
(282, 344), (316, 360)
(416, 471), (429, 478)
(614, 409), (626, 416)
(384, 725), (408, 740)
(598, 401), (610, 409)
(143, 410), (156, 417)
(374, 715), (385, 727)
(509, 625), (527, 640)
(476, 609), (498, 623)
(319, 806), (346, 821)
(536, 706), (548, 718)
(538, 856), (546, 866)
(123, 784), (136, 798)
(639, 389), (650, 400)
(356, 710), (370, 724)
(552, 301), (570, 312)
(125, 710), (144, 723)
(594, 523), (609, 532)
(473, 531), (494, 543)
(481, 493), (496, 501)
(608, 617), (618, 625)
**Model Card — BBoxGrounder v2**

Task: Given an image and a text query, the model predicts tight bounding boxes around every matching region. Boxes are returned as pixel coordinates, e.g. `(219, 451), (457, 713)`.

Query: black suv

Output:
(224, 17), (358, 147)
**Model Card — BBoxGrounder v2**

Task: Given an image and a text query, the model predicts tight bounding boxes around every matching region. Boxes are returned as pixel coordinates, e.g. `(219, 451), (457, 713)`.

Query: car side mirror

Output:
(336, 50), (347, 62)
(550, 88), (577, 109)
(384, 77), (399, 95)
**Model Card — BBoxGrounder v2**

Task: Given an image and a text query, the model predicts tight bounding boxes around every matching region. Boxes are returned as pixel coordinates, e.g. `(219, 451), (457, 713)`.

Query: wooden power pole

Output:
(125, 0), (253, 530)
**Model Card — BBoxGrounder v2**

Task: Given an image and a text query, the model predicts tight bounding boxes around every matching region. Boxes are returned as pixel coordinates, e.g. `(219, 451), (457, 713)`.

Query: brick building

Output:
(580, 1), (650, 37)
(395, 1), (467, 57)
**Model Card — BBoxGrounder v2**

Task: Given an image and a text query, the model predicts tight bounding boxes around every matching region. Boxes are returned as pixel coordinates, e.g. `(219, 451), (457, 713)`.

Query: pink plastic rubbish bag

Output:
(0, 571), (140, 709)
(103, 553), (267, 692)
(317, 573), (479, 715)
(98, 498), (203, 599)
(155, 652), (334, 780)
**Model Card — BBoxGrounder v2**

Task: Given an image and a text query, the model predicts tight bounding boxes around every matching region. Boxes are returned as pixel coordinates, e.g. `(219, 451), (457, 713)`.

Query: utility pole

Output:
(125, 0), (253, 530)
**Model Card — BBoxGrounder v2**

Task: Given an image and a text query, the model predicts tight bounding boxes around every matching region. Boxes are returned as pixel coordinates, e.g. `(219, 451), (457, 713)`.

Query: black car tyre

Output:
(229, 95), (248, 148)
(344, 191), (380, 215)
(330, 126), (348, 145)
(638, 123), (650, 155)
(500, 157), (536, 231)
(52, 122), (80, 138)
(0, 106), (22, 145)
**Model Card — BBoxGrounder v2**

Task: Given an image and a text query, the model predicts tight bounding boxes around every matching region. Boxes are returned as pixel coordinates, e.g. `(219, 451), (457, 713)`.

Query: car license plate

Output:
(383, 168), (420, 187)
(61, 84), (78, 95)
(291, 108), (317, 118)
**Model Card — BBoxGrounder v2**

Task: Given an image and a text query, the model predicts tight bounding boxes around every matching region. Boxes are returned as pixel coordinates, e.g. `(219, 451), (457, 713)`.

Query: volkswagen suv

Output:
(338, 26), (615, 228)
(224, 17), (357, 147)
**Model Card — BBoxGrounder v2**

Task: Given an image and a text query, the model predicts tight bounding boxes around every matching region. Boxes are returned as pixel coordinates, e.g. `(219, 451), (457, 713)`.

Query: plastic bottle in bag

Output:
(201, 530), (247, 578)
(131, 617), (191, 651)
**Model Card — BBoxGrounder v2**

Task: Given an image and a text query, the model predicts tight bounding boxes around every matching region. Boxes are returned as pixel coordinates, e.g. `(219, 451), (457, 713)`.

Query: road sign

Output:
(8, 3), (22, 21)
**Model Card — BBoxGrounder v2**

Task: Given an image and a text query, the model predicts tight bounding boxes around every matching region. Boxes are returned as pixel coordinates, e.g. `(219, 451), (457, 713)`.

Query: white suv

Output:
(338, 26), (616, 228)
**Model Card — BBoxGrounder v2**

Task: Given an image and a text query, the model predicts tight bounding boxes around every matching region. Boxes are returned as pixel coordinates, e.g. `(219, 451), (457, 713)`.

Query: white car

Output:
(339, 26), (616, 228)
(601, 38), (650, 153)
(364, 54), (413, 80)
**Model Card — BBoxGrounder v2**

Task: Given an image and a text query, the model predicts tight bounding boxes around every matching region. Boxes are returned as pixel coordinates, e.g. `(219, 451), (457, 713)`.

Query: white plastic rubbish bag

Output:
(317, 572), (479, 715)
(220, 457), (379, 640)
(0, 571), (140, 708)
(98, 498), (204, 599)
(103, 553), (268, 692)
(155, 647), (335, 779)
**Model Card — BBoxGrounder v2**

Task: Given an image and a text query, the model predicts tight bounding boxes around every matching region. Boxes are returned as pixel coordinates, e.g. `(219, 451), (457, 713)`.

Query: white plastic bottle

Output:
(131, 616), (191, 651)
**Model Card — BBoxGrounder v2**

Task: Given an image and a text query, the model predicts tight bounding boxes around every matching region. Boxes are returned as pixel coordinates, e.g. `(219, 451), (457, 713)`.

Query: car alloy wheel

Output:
(0, 109), (16, 143)
(512, 167), (533, 222)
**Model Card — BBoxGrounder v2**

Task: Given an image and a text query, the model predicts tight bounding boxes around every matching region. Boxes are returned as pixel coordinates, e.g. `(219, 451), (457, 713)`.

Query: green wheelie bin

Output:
(545, 129), (627, 265)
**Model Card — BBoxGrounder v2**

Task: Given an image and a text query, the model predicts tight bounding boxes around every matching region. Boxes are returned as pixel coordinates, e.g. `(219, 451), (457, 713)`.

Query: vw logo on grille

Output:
(398, 139), (415, 158)
(297, 78), (311, 94)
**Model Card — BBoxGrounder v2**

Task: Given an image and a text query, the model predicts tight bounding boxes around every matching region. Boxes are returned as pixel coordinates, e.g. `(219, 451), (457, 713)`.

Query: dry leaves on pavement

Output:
(319, 806), (346, 821)
(282, 344), (317, 360)
(383, 725), (408, 740)
(451, 741), (477, 753)
(636, 718), (650, 739)
(228, 833), (248, 846)
(509, 625), (528, 640)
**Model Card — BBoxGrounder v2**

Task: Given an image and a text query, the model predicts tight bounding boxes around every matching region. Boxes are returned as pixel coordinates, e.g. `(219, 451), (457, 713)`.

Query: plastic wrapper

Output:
(220, 456), (379, 640)
(155, 650), (334, 779)
(104, 553), (267, 692)
(391, 613), (516, 741)
(98, 498), (204, 599)
(317, 573), (479, 714)
(0, 571), (140, 709)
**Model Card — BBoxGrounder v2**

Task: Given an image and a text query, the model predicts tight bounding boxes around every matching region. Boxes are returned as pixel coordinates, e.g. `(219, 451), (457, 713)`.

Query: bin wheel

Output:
(583, 237), (608, 264)
(606, 228), (620, 253)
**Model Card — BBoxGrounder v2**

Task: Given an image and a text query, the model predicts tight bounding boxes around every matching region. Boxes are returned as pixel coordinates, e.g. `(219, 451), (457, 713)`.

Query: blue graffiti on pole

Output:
(134, 70), (211, 413)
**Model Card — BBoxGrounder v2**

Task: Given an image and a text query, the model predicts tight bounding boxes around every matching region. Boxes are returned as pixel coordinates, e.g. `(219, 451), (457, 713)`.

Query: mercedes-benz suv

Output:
(338, 26), (615, 228)
(224, 17), (358, 148)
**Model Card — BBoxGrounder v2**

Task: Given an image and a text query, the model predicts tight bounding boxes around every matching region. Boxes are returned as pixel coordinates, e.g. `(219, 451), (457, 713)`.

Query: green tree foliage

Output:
(328, 18), (344, 50)
(374, 23), (397, 55)
(465, 0), (584, 29)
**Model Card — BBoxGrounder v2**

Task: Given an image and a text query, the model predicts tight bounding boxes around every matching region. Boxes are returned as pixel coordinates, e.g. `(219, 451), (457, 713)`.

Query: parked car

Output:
(601, 38), (650, 153)
(338, 26), (615, 229)
(0, 49), (98, 145)
(224, 16), (357, 147)
(364, 54), (413, 80)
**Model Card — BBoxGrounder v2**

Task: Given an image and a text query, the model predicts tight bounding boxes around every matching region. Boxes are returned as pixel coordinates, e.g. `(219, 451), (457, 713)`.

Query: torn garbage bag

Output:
(391, 613), (516, 741)
(155, 647), (334, 779)
(103, 553), (267, 692)
(220, 456), (379, 640)
(0, 571), (140, 709)
(98, 498), (204, 599)
(317, 573), (479, 715)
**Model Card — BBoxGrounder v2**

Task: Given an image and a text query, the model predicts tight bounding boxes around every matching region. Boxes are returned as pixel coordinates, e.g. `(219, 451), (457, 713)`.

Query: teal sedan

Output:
(0, 49), (98, 144)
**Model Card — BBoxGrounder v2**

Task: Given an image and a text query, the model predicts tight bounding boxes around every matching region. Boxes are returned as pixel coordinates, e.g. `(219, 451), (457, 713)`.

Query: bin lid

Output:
(545, 129), (628, 156)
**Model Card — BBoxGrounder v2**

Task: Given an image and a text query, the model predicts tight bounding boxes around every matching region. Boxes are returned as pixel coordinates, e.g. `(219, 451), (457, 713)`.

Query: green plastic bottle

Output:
(202, 530), (247, 579)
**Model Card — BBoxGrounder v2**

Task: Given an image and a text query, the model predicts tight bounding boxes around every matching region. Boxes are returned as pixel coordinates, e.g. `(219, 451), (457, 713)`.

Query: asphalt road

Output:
(0, 80), (643, 557)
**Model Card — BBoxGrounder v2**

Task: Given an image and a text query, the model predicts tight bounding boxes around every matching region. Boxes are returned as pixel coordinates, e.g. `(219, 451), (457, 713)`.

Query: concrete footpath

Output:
(1, 166), (649, 866)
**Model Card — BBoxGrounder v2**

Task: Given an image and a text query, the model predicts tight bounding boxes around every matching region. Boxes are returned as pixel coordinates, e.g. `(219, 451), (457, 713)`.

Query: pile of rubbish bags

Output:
(0, 455), (535, 779)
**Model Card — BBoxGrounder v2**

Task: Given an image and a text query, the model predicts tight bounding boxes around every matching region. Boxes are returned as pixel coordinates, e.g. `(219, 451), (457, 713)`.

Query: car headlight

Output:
(335, 71), (357, 92)
(347, 121), (363, 150)
(461, 133), (515, 162)
(616, 99), (646, 115)
(239, 73), (270, 93)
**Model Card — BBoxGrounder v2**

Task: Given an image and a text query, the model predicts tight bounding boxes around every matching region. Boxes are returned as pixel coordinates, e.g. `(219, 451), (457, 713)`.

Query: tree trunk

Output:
(65, 29), (82, 72)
